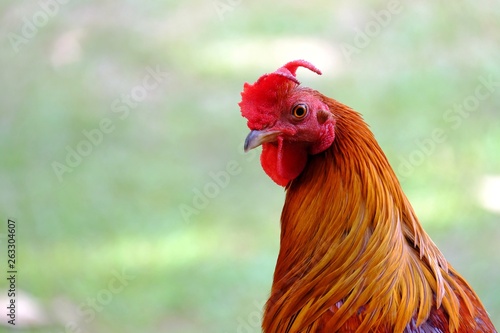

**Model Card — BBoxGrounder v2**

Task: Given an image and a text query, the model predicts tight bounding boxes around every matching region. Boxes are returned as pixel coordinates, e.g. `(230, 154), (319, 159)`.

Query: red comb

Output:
(255, 59), (322, 85)
(239, 60), (322, 129)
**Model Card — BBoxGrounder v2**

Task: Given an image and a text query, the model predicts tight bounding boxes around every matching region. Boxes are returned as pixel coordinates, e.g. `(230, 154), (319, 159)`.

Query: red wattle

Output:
(260, 138), (308, 187)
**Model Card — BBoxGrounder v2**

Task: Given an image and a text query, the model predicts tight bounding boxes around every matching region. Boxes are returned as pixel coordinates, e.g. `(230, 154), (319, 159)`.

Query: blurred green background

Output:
(1, 1), (499, 332)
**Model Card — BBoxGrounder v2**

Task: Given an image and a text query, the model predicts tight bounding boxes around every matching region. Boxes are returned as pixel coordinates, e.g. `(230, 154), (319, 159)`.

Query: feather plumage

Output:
(240, 61), (497, 333)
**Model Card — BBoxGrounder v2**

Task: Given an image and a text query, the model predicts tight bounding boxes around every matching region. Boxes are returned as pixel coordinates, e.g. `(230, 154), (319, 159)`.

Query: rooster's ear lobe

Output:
(317, 110), (331, 125)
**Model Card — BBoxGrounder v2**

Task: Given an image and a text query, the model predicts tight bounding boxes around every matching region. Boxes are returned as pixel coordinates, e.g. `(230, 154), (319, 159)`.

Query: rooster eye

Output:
(291, 104), (308, 119)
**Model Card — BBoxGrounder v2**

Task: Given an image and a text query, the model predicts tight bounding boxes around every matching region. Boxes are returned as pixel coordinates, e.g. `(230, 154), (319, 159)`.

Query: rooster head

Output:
(239, 60), (336, 186)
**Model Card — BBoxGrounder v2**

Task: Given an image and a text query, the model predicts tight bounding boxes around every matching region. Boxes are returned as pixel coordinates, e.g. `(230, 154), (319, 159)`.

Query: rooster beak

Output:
(244, 129), (281, 152)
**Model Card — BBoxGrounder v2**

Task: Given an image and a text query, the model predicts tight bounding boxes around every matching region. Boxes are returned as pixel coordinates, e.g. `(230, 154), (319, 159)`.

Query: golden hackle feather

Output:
(262, 93), (489, 332)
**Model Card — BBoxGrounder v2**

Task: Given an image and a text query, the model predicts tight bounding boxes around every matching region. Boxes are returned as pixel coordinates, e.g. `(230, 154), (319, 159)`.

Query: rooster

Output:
(239, 60), (497, 333)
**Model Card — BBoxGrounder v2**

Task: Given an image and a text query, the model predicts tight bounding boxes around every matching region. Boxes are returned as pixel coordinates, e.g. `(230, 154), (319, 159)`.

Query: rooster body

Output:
(239, 60), (497, 333)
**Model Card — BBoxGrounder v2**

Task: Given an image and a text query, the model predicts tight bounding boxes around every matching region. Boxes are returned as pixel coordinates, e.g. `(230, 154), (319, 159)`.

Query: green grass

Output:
(1, 1), (499, 332)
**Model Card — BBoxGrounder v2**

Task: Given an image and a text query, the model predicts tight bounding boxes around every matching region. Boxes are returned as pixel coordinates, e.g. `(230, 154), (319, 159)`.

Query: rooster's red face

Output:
(239, 60), (336, 186)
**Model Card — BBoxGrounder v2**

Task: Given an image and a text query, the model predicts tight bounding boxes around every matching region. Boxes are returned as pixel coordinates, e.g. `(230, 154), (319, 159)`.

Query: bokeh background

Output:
(1, 1), (499, 332)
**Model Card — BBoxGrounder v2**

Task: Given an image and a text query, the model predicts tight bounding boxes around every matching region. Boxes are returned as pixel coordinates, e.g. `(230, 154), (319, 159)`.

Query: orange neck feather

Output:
(263, 99), (477, 332)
